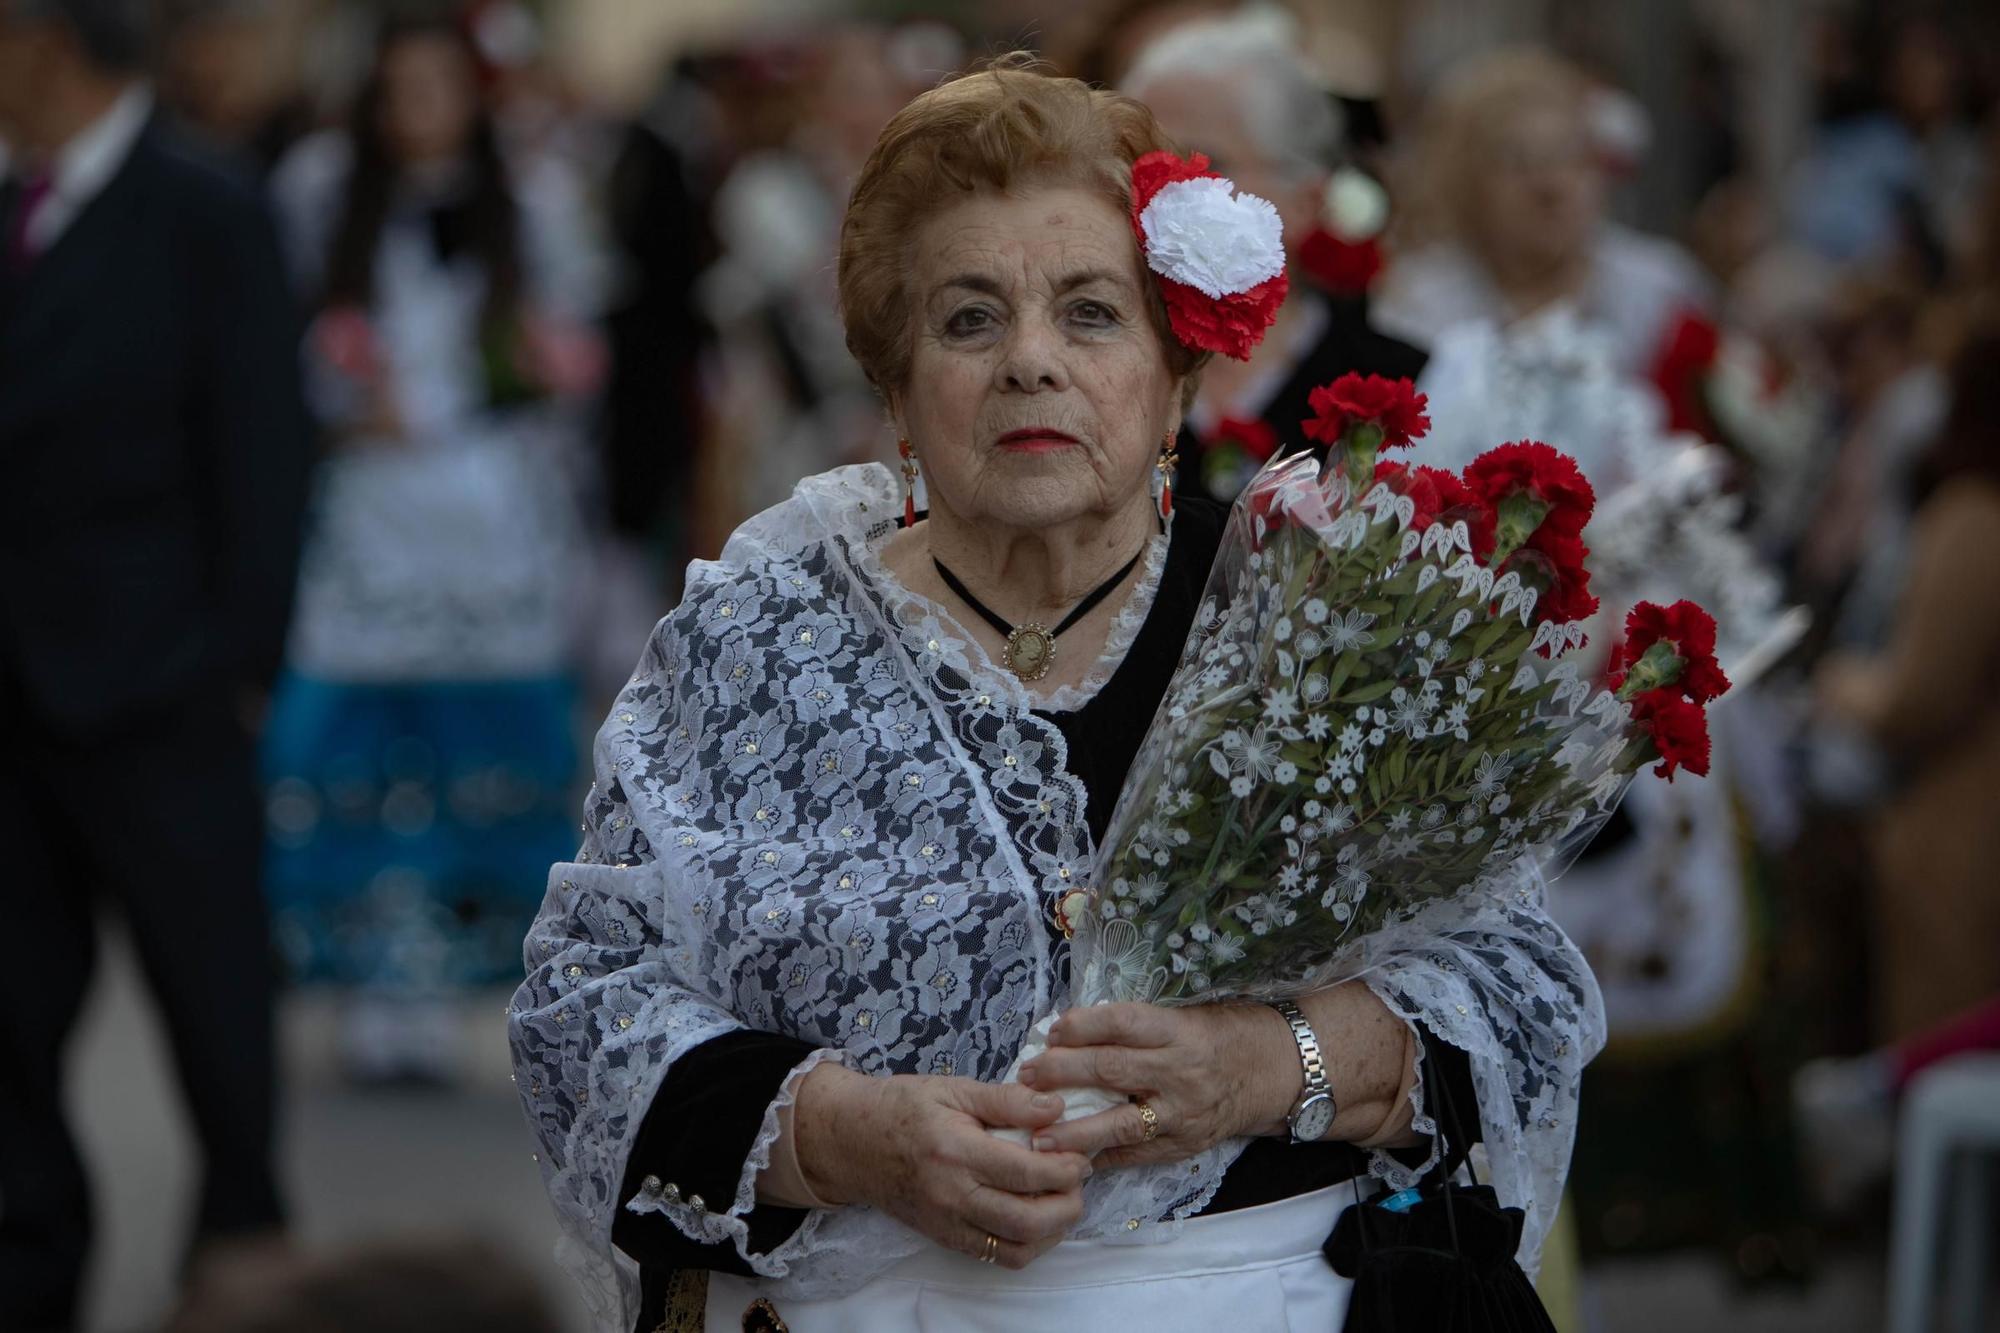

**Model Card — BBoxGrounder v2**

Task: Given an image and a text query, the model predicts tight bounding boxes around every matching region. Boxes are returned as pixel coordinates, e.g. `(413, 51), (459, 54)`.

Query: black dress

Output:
(617, 497), (1476, 1327)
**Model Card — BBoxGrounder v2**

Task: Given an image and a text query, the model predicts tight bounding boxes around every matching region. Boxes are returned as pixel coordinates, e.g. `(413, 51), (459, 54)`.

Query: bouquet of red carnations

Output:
(1046, 376), (1731, 1031)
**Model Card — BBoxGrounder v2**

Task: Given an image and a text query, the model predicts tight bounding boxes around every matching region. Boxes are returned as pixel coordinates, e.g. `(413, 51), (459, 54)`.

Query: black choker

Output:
(933, 545), (1147, 682)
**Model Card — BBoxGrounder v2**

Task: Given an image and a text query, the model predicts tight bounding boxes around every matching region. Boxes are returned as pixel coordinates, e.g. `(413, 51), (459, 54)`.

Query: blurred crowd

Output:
(4, 0), (2000, 1328)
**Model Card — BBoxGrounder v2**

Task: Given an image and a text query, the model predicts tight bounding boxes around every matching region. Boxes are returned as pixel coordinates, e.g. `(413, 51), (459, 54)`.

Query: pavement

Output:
(70, 925), (590, 1333)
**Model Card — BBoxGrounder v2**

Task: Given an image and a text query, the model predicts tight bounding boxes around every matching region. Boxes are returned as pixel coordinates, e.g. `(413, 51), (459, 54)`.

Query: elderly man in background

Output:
(0, 0), (311, 1327)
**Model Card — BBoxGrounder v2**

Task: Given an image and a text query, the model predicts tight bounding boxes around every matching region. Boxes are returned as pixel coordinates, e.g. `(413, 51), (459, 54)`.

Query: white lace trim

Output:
(619, 1045), (855, 1271)
(1036, 529), (1170, 713)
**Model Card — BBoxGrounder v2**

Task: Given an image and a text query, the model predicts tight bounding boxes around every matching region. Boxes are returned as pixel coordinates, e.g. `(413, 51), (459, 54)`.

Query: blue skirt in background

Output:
(261, 673), (579, 991)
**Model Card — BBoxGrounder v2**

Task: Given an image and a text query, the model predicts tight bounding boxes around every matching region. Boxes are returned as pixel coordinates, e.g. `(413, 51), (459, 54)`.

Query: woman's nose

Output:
(996, 313), (1072, 393)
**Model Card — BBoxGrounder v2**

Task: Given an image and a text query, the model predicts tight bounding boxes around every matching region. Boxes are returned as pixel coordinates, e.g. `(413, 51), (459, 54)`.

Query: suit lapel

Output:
(0, 124), (159, 357)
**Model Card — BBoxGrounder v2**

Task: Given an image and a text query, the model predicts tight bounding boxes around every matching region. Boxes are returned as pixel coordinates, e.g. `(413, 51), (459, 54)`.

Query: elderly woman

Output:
(1375, 47), (1710, 376)
(510, 60), (1600, 1333)
(1121, 10), (1425, 505)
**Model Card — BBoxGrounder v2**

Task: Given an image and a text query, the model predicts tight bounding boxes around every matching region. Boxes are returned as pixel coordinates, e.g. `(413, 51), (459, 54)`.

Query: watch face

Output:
(1293, 1093), (1336, 1142)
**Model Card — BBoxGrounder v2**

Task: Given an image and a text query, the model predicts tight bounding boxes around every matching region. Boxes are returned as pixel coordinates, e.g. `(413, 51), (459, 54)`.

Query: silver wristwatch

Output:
(1272, 999), (1337, 1143)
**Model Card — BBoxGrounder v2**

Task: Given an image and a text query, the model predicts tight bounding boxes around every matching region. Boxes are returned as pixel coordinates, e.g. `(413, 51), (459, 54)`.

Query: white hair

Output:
(1122, 5), (1342, 180)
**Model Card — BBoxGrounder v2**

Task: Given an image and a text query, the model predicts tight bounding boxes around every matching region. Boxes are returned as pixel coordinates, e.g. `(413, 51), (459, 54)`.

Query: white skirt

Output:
(705, 1184), (1356, 1331)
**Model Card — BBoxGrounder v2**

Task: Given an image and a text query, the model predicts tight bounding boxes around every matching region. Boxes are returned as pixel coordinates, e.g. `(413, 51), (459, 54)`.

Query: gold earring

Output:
(1157, 431), (1179, 519)
(898, 437), (918, 529)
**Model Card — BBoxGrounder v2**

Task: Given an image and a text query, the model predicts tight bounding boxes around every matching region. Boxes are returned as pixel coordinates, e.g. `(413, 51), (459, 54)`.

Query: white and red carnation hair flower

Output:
(1129, 151), (1288, 361)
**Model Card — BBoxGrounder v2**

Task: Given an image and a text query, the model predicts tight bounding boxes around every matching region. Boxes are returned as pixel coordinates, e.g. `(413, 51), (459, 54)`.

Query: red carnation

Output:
(1648, 306), (1722, 440)
(1609, 599), (1730, 703)
(1628, 688), (1712, 780)
(1429, 467), (1497, 559)
(1298, 228), (1385, 297)
(1214, 416), (1280, 462)
(1510, 529), (1599, 634)
(1302, 373), (1431, 449)
(1129, 149), (1218, 230)
(1374, 463), (1497, 559)
(1463, 440), (1596, 540)
(1127, 151), (1287, 361)
(1160, 271), (1289, 362)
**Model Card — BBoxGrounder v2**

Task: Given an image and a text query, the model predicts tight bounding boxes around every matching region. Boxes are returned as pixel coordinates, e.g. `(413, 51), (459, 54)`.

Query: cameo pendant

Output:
(1002, 624), (1055, 681)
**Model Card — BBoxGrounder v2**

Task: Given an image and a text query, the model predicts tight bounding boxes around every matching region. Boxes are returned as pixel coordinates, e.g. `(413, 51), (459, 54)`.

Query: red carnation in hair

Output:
(1298, 228), (1385, 297)
(1302, 373), (1431, 449)
(1628, 688), (1713, 780)
(1129, 150), (1219, 221)
(1128, 150), (1289, 361)
(1158, 272), (1290, 361)
(1463, 440), (1596, 540)
(1608, 600), (1731, 703)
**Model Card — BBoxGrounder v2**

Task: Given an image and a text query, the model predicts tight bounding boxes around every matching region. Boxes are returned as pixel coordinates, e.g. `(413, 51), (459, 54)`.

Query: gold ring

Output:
(979, 1233), (1000, 1264)
(1135, 1099), (1160, 1142)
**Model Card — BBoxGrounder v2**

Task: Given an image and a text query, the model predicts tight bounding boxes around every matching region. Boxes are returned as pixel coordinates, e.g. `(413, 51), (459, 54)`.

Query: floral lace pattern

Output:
(508, 464), (1603, 1327)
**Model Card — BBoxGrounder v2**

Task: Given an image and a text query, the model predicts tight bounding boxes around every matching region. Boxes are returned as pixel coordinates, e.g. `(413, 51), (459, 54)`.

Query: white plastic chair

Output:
(1887, 1054), (2000, 1333)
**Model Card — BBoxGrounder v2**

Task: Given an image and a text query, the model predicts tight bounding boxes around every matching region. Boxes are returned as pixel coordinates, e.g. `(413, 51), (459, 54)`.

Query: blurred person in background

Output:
(0, 0), (310, 1326)
(1816, 329), (2000, 1045)
(1377, 45), (1712, 377)
(1064, 0), (1230, 90)
(1783, 13), (1987, 277)
(693, 22), (939, 532)
(156, 0), (313, 175)
(1120, 5), (1426, 506)
(1381, 41), (1821, 1280)
(263, 14), (600, 1085)
(1796, 280), (1948, 657)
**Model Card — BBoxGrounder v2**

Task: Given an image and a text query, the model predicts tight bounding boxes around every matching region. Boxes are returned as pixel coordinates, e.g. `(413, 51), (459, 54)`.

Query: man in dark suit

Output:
(0, 1), (312, 1326)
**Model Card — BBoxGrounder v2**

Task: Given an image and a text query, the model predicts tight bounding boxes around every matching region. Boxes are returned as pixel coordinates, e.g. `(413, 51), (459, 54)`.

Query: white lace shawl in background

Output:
(507, 464), (1605, 1331)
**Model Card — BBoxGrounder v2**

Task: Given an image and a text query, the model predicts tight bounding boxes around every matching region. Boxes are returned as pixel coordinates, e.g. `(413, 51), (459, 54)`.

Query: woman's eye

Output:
(1070, 300), (1117, 326)
(945, 308), (994, 337)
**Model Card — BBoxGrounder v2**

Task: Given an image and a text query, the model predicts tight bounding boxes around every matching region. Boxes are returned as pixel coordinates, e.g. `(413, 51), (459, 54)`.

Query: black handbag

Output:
(1324, 1063), (1558, 1332)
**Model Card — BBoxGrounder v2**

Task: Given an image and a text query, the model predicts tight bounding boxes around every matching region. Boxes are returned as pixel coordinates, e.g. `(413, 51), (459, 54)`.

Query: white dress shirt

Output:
(21, 82), (154, 256)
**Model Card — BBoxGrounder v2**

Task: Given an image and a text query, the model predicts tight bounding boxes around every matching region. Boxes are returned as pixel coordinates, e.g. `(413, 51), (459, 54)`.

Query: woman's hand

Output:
(791, 1065), (1093, 1269)
(1017, 1002), (1298, 1168)
(1019, 986), (1422, 1166)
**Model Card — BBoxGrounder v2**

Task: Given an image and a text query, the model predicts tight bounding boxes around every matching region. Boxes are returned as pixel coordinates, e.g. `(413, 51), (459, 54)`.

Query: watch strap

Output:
(1273, 998), (1330, 1099)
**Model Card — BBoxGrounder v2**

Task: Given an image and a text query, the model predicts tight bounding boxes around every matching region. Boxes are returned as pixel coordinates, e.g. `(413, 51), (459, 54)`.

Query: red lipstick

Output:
(996, 428), (1080, 451)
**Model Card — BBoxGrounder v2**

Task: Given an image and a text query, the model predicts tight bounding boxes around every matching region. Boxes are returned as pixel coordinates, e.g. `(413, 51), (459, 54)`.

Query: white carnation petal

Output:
(1139, 176), (1286, 299)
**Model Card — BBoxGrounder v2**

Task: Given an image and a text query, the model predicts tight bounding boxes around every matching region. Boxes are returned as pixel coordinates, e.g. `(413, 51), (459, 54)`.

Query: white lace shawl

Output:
(507, 464), (1605, 1330)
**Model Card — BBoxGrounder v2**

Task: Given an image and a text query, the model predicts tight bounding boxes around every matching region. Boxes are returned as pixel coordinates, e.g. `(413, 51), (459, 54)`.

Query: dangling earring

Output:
(1157, 431), (1179, 520)
(898, 437), (919, 529)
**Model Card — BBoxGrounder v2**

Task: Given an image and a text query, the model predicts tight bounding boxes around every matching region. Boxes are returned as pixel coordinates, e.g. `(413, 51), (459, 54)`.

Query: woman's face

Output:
(1472, 101), (1603, 274)
(894, 184), (1184, 532)
(377, 33), (480, 166)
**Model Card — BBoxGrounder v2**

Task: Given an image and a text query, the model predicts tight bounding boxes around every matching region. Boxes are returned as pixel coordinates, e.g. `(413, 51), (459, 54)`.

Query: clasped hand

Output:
(1019, 1001), (1291, 1167)
(792, 1003), (1291, 1270)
